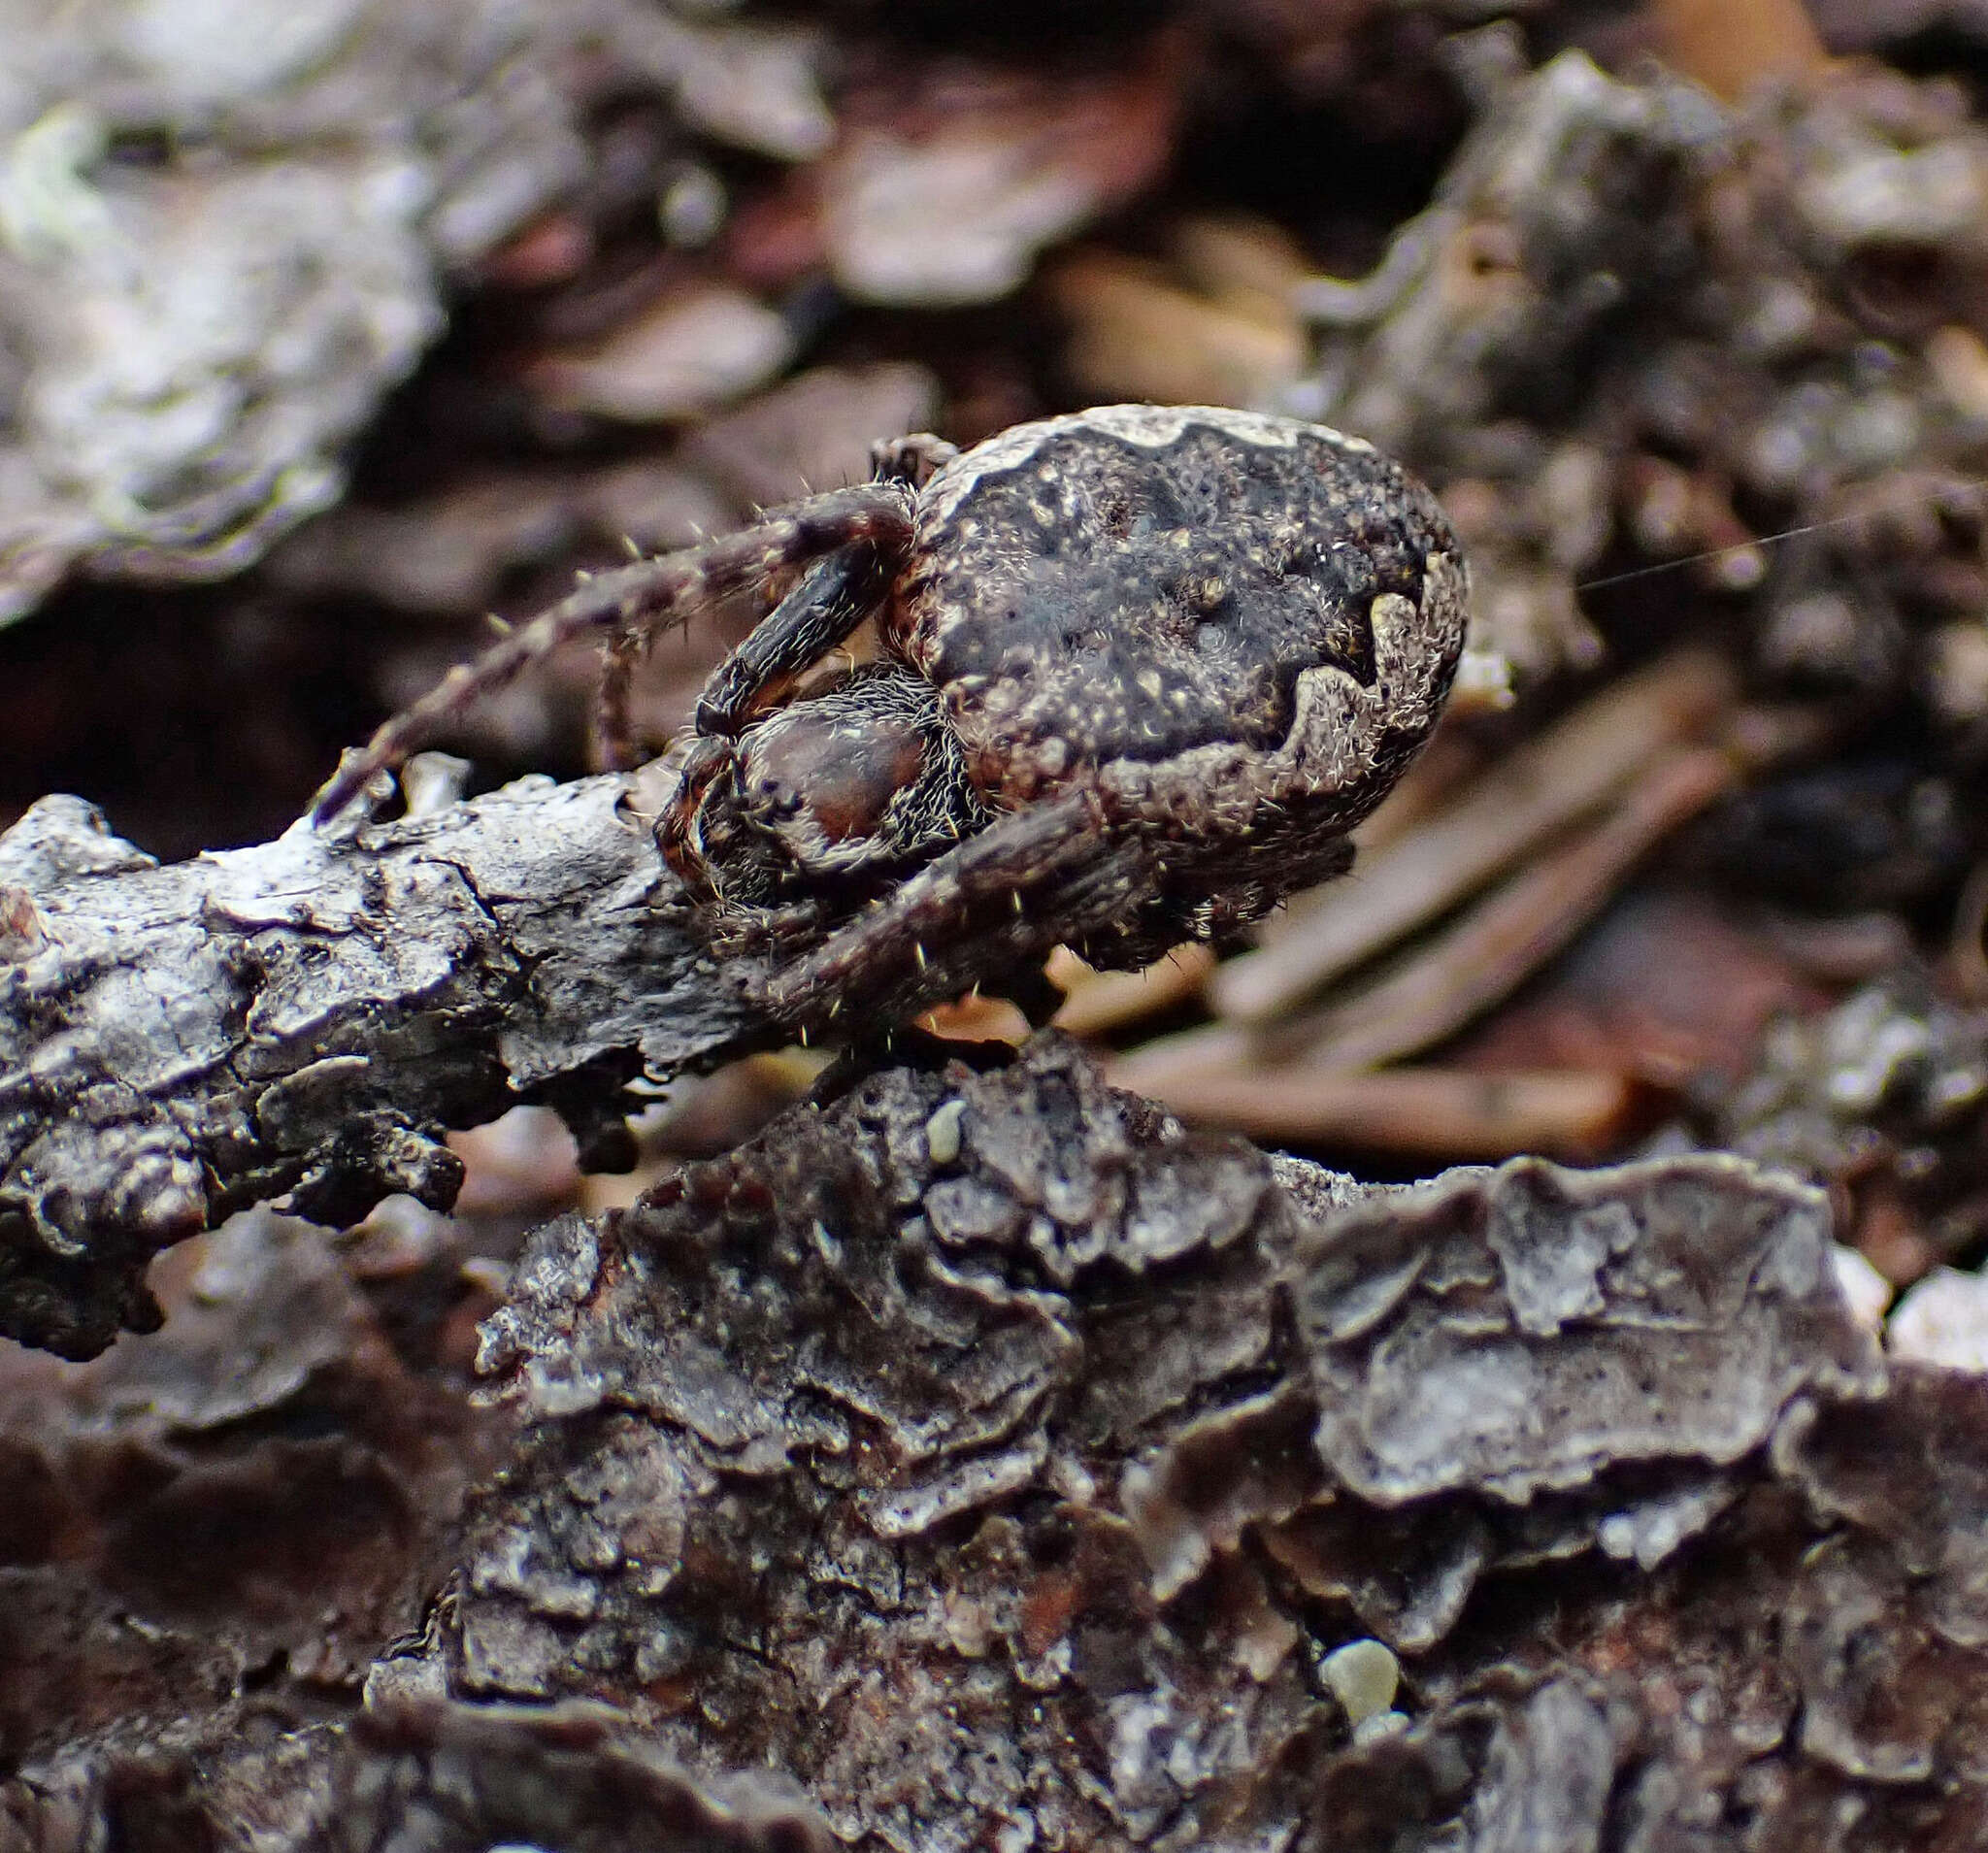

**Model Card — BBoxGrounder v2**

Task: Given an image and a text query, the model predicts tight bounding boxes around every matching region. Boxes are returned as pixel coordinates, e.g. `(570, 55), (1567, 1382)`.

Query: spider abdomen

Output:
(899, 406), (1461, 812)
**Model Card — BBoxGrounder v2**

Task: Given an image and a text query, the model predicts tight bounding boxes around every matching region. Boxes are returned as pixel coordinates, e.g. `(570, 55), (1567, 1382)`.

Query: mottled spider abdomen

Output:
(895, 407), (1463, 816)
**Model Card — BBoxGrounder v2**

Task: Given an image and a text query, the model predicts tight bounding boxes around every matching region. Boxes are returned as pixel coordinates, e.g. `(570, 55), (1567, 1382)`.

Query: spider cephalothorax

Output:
(659, 662), (987, 918)
(315, 406), (1469, 1030)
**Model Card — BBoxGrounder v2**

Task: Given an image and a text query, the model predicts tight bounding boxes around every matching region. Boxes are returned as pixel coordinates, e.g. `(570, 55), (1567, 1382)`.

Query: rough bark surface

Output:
(8, 14), (1988, 1843)
(14, 1036), (1988, 1851)
(0, 772), (766, 1358)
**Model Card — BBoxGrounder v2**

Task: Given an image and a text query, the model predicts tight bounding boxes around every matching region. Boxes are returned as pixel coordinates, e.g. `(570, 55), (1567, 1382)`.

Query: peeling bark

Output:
(12, 1037), (1988, 1849)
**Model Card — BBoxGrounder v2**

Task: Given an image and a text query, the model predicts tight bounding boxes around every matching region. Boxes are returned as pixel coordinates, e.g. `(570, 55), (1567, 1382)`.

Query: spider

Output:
(314, 405), (1469, 1030)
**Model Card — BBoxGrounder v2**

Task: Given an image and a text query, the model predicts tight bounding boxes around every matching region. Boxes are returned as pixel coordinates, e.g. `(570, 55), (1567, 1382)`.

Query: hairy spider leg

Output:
(309, 482), (916, 825)
(754, 787), (1156, 1028)
(652, 733), (739, 904)
(678, 431), (956, 740)
(593, 620), (651, 773)
(692, 541), (897, 736)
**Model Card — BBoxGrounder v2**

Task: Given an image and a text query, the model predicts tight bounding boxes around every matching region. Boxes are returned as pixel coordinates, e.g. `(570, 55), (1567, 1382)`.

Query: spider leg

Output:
(310, 481), (914, 825)
(871, 432), (958, 487)
(593, 620), (650, 772)
(753, 788), (1159, 1028)
(652, 734), (736, 904)
(694, 540), (894, 736)
(685, 433), (954, 739)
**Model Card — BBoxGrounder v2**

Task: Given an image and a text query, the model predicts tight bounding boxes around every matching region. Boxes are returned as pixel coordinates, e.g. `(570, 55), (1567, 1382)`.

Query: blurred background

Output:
(2, 0), (1988, 1335)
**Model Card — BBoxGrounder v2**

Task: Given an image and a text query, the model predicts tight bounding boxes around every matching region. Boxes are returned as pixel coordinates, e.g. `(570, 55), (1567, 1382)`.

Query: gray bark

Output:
(0, 773), (765, 1359)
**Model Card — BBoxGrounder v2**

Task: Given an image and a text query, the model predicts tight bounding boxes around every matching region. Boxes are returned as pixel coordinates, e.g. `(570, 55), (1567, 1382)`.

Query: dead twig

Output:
(1115, 743), (1745, 1122)
(1111, 1061), (1636, 1160)
(1277, 745), (1740, 1074)
(0, 771), (766, 1359)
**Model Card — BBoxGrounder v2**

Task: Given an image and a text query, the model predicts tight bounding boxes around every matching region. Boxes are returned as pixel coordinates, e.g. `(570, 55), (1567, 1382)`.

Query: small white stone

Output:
(925, 1097), (967, 1167)
(1830, 1243), (1891, 1333)
(1889, 1267), (1988, 1372)
(1352, 1708), (1411, 1745)
(1321, 1638), (1400, 1724)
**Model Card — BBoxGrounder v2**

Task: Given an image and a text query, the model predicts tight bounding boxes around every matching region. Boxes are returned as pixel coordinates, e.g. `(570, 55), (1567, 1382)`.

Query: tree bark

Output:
(0, 771), (767, 1358)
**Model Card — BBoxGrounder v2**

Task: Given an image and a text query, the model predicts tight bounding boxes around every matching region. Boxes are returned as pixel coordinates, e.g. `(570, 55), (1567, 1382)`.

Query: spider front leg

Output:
(751, 788), (1162, 1030)
(593, 541), (887, 771)
(692, 541), (894, 738)
(593, 620), (652, 773)
(309, 481), (914, 825)
(684, 431), (954, 738)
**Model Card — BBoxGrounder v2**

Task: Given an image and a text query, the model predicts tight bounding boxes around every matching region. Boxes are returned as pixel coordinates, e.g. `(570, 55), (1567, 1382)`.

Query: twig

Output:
(1279, 745), (1739, 1074)
(1117, 745), (1738, 1098)
(1114, 1062), (1636, 1160)
(0, 771), (769, 1358)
